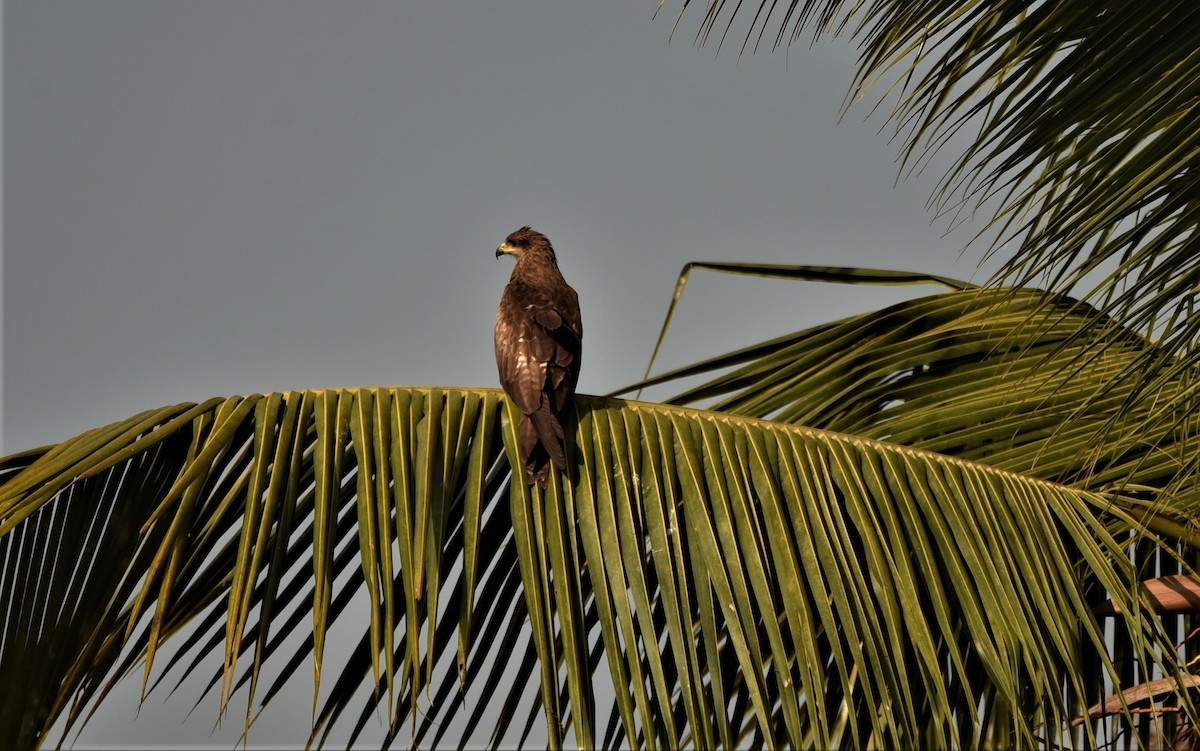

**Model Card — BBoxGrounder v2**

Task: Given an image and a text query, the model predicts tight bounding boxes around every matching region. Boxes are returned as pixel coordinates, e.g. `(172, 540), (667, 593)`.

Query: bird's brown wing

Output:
(495, 292), (547, 416)
(495, 282), (580, 414)
(495, 281), (581, 474)
(543, 286), (582, 417)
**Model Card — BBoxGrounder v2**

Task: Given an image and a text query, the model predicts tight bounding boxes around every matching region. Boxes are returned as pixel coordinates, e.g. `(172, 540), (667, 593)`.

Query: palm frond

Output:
(662, 0), (1200, 383)
(2, 385), (1194, 748)
(633, 262), (975, 393)
(619, 267), (1200, 523)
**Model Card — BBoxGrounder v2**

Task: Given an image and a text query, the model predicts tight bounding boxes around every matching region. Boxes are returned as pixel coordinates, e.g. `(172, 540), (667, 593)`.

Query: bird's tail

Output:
(530, 404), (567, 468)
(521, 406), (567, 487)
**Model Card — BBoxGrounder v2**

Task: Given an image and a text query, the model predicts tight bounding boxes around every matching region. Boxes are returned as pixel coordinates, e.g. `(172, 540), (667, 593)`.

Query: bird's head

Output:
(496, 226), (555, 262)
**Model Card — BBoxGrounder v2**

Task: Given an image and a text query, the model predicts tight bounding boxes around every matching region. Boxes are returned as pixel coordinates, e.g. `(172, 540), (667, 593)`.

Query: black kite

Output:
(494, 226), (583, 487)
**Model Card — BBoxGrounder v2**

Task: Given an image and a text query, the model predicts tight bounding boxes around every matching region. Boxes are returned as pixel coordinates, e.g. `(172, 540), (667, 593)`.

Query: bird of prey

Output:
(494, 226), (583, 487)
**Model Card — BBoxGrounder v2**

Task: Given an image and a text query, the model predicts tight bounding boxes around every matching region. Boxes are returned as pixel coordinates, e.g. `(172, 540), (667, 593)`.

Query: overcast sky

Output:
(5, 2), (993, 747)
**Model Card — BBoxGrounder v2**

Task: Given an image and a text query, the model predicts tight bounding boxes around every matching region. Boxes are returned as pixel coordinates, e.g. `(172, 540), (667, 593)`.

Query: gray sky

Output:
(5, 2), (990, 747)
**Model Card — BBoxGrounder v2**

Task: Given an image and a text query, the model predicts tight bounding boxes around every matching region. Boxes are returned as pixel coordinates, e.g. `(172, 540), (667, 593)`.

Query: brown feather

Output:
(489, 225), (578, 489)
(494, 227), (582, 487)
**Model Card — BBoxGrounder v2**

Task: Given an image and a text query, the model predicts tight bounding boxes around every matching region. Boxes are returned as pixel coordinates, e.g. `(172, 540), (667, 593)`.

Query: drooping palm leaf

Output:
(660, 0), (1200, 403)
(2, 385), (1195, 749)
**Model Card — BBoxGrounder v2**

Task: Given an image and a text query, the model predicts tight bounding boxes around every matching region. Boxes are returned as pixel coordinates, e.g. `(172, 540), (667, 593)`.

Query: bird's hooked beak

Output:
(495, 242), (512, 259)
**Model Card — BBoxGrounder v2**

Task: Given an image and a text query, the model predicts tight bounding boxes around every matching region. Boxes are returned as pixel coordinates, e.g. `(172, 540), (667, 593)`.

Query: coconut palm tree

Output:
(6, 1), (1200, 749)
